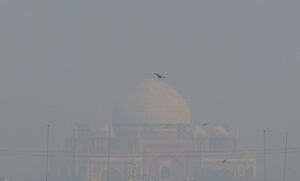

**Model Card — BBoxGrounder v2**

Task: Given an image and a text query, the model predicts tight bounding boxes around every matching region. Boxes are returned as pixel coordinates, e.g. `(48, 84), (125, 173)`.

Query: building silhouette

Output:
(50, 79), (255, 181)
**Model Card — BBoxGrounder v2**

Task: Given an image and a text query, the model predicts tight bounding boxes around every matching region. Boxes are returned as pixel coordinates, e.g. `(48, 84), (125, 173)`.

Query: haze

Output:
(0, 0), (300, 181)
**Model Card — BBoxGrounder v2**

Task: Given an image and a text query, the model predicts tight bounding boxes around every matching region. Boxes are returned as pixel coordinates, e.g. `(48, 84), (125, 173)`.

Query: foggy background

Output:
(0, 0), (300, 181)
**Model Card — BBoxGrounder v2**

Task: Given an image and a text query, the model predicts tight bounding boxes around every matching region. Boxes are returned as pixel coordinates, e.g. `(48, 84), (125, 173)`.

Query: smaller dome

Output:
(193, 125), (206, 137)
(214, 126), (228, 138)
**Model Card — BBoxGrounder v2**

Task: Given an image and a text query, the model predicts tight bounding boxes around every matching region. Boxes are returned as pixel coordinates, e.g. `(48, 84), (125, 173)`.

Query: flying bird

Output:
(222, 159), (227, 163)
(152, 72), (166, 79)
(202, 123), (208, 126)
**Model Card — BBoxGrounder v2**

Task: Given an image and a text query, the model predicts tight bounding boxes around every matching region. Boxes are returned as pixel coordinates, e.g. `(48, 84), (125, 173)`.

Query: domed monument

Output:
(115, 79), (191, 126)
(50, 79), (256, 181)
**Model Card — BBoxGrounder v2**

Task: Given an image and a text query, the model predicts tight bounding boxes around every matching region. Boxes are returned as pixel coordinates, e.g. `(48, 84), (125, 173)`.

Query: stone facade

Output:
(49, 79), (256, 181)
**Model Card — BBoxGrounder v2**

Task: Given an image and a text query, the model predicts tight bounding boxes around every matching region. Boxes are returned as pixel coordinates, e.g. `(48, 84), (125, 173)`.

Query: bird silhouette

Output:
(222, 159), (227, 163)
(152, 72), (166, 79)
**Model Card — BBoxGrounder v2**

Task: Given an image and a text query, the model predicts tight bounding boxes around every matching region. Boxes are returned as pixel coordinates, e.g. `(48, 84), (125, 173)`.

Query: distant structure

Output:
(49, 79), (256, 181)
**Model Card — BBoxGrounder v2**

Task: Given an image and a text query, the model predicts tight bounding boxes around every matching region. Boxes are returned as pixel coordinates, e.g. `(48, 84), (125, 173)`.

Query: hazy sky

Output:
(1, 0), (300, 180)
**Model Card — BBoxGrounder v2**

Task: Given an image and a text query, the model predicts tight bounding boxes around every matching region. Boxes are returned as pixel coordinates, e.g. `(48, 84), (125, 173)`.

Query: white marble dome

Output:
(114, 79), (191, 125)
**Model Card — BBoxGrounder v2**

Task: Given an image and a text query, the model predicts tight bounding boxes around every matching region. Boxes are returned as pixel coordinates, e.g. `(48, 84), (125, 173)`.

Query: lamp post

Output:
(263, 130), (267, 181)
(45, 124), (50, 181)
(283, 132), (288, 181)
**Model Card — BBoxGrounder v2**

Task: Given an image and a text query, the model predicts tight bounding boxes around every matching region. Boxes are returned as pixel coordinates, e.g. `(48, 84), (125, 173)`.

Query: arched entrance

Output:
(149, 155), (184, 181)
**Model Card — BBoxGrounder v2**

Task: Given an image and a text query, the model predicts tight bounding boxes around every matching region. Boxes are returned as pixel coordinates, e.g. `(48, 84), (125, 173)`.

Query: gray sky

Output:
(1, 0), (300, 180)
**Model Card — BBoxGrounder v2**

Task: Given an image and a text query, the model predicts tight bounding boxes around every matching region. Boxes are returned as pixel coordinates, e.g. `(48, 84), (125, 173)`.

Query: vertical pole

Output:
(46, 124), (50, 181)
(264, 130), (267, 181)
(132, 160), (136, 181)
(107, 125), (111, 181)
(283, 132), (288, 181)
